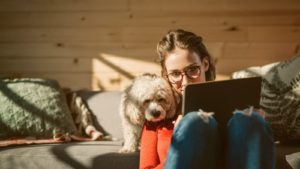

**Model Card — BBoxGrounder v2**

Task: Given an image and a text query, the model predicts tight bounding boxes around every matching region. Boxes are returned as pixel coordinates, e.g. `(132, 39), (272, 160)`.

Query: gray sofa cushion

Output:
(76, 90), (124, 140)
(0, 141), (139, 169)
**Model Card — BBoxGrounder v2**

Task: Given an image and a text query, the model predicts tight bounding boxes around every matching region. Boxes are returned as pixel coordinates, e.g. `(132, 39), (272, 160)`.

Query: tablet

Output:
(182, 77), (262, 124)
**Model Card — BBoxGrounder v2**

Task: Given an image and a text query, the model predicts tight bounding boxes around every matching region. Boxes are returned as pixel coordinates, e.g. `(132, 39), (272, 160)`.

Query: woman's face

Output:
(164, 47), (209, 95)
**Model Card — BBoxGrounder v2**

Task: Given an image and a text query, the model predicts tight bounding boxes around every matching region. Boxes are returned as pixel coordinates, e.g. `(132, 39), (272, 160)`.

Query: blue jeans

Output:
(164, 111), (275, 169)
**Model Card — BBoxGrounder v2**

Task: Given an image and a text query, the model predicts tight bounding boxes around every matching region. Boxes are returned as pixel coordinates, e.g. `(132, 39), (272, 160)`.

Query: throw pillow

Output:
(0, 78), (78, 139)
(231, 54), (300, 141)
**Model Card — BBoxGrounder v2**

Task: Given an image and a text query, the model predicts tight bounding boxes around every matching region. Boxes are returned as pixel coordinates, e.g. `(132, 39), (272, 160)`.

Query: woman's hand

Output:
(173, 115), (183, 128)
(254, 108), (266, 118)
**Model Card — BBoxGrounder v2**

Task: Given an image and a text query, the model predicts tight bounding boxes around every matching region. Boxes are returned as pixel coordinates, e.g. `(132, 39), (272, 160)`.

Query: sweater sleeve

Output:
(139, 121), (174, 169)
(139, 123), (159, 169)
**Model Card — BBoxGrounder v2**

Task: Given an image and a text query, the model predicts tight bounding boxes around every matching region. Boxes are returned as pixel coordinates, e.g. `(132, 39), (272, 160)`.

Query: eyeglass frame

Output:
(166, 64), (202, 84)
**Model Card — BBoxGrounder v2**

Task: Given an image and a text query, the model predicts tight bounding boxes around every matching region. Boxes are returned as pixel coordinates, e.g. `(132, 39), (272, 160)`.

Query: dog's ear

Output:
(120, 87), (145, 126)
(124, 99), (145, 126)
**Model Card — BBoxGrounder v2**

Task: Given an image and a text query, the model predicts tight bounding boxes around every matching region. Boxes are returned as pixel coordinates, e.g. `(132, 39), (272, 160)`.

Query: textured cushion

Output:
(232, 54), (300, 141)
(0, 78), (77, 139)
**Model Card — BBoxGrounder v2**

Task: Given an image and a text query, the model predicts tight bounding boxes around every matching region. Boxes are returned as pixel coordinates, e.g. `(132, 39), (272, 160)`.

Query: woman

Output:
(140, 29), (275, 169)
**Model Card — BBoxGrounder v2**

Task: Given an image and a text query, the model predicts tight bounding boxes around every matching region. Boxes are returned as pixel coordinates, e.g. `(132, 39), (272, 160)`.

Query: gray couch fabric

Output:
(0, 141), (139, 169)
(76, 90), (124, 140)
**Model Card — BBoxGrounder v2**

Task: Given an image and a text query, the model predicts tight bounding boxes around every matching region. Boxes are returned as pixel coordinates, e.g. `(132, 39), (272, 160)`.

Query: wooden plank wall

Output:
(0, 0), (299, 90)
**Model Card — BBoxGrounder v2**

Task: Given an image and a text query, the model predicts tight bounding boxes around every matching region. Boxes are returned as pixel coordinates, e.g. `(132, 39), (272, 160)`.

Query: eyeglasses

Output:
(167, 65), (201, 84)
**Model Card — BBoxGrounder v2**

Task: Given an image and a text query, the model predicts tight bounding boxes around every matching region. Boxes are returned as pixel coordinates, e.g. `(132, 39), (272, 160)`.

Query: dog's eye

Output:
(144, 99), (151, 104)
(158, 98), (165, 102)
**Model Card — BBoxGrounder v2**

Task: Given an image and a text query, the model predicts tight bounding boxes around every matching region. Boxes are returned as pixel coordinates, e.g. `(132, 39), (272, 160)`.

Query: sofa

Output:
(0, 84), (299, 169)
(0, 55), (300, 169)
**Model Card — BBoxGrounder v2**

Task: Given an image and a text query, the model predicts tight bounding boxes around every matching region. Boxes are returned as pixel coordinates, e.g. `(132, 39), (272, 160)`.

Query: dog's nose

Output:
(151, 111), (161, 118)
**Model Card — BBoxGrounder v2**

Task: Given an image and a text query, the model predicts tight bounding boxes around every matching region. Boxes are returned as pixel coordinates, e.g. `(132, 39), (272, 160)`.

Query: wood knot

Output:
(226, 26), (239, 31)
(56, 43), (64, 47)
(129, 13), (133, 19)
(73, 58), (79, 64)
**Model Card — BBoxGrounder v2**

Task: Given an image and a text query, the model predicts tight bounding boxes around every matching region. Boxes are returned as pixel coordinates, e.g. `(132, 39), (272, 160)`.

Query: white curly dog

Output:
(119, 73), (178, 153)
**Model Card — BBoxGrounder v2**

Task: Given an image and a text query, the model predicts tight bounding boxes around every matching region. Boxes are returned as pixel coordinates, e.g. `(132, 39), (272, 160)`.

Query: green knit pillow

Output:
(0, 78), (77, 139)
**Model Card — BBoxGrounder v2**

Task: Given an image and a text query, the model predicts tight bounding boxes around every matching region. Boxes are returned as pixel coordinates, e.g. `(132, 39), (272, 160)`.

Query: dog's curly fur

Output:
(119, 73), (178, 153)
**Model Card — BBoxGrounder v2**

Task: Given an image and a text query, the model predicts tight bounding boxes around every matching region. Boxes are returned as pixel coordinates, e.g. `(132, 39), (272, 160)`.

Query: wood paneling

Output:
(0, 58), (92, 72)
(129, 0), (300, 12)
(0, 73), (92, 90)
(223, 43), (298, 59)
(0, 43), (158, 62)
(0, 0), (128, 12)
(0, 0), (299, 90)
(248, 26), (300, 42)
(1, 11), (299, 28)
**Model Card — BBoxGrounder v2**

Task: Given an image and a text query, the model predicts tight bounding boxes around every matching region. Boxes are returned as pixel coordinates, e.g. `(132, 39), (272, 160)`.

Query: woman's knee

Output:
(173, 111), (218, 141)
(228, 110), (273, 139)
(230, 110), (265, 127)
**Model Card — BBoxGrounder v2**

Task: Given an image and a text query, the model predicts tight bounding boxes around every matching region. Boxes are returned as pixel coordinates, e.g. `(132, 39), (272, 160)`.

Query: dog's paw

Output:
(91, 131), (103, 141)
(119, 146), (139, 153)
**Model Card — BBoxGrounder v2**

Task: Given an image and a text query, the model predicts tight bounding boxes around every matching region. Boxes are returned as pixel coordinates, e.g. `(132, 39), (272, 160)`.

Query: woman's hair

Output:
(157, 29), (216, 81)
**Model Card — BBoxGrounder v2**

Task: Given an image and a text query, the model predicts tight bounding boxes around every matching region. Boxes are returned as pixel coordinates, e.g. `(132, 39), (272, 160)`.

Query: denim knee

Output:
(227, 111), (275, 169)
(174, 112), (217, 135)
(173, 111), (218, 143)
(228, 111), (273, 141)
(165, 111), (220, 169)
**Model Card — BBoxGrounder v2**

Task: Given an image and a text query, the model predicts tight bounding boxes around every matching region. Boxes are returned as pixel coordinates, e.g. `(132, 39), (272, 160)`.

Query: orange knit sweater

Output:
(139, 119), (175, 169)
